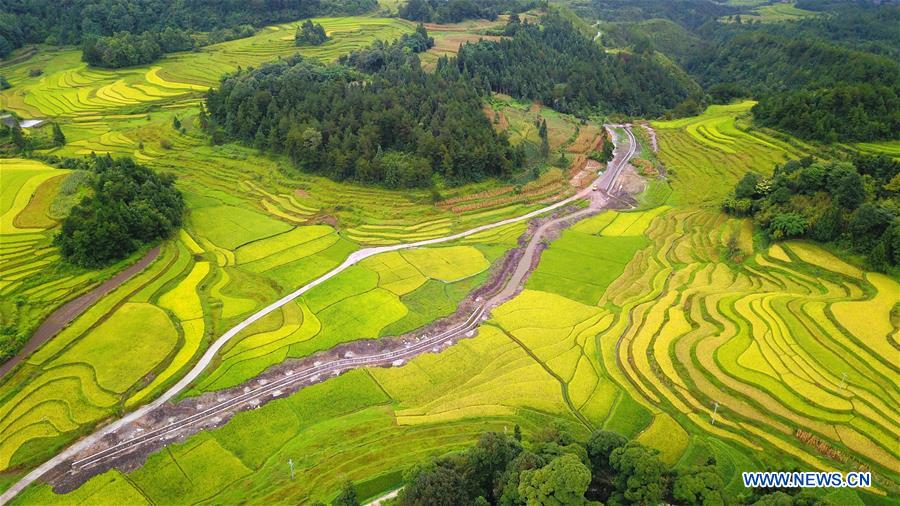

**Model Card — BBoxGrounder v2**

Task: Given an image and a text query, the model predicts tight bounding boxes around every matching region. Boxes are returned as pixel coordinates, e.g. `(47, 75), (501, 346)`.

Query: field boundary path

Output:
(0, 125), (637, 504)
(0, 246), (161, 378)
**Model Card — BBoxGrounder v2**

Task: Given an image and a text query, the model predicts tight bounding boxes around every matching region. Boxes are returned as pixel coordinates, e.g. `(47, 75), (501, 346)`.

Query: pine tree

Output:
(51, 123), (66, 147)
(198, 105), (209, 130)
(10, 126), (25, 150)
(539, 119), (549, 157)
(333, 481), (358, 506)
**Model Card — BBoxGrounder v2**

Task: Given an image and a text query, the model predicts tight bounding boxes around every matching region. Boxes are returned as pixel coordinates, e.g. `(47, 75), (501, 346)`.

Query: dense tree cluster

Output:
(453, 13), (697, 117)
(687, 30), (899, 97)
(0, 120), (63, 154)
(205, 27), (519, 188)
(384, 426), (826, 506)
(295, 20), (328, 46)
(598, 19), (701, 65)
(81, 27), (195, 68)
(684, 8), (899, 142)
(758, 5), (900, 59)
(686, 27), (900, 142)
(752, 83), (899, 143)
(338, 23), (434, 72)
(723, 156), (900, 271)
(0, 0), (376, 60)
(398, 0), (539, 24)
(54, 155), (184, 267)
(584, 2), (899, 143)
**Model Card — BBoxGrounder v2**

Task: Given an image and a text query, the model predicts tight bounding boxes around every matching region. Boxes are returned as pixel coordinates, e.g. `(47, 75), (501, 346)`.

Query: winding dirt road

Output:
(0, 125), (638, 504)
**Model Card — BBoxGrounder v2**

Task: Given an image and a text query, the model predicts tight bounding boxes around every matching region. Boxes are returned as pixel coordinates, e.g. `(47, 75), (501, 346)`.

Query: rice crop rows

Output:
(652, 101), (812, 205)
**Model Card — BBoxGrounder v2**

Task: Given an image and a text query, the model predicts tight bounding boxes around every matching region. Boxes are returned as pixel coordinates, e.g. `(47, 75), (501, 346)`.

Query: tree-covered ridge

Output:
(204, 29), (520, 189)
(688, 28), (900, 142)
(581, 2), (899, 142)
(564, 0), (738, 30)
(81, 27), (198, 68)
(723, 156), (900, 271)
(452, 13), (698, 117)
(752, 83), (899, 143)
(398, 0), (539, 24)
(687, 30), (899, 96)
(758, 4), (900, 59)
(338, 23), (434, 73)
(0, 0), (376, 61)
(54, 155), (184, 267)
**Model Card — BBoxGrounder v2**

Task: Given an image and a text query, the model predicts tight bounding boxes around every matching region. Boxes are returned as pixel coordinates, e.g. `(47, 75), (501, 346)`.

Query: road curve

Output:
(601, 124), (636, 192)
(0, 125), (636, 504)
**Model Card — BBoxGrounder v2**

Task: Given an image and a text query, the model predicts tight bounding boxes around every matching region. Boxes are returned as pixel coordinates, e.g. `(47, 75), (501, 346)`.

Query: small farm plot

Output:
(526, 211), (655, 305)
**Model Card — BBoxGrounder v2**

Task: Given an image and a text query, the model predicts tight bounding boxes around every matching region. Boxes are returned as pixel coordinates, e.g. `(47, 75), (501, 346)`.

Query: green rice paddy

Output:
(652, 101), (813, 205)
(722, 2), (819, 23)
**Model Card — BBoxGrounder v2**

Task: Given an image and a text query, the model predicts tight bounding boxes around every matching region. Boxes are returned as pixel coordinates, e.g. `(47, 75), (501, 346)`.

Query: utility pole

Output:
(288, 459), (294, 480)
(711, 401), (720, 425)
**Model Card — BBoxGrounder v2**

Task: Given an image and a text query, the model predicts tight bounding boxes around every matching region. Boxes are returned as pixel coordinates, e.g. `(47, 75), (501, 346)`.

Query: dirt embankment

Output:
(638, 122), (659, 153)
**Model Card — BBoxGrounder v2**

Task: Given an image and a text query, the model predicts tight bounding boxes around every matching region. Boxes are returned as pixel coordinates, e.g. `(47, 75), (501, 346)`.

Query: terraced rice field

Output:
(0, 159), (137, 358)
(0, 22), (578, 474)
(0, 235), (202, 471)
(0, 17), (415, 162)
(850, 140), (900, 160)
(652, 101), (813, 205)
(0, 18), (413, 121)
(606, 210), (899, 490)
(0, 147), (538, 484)
(193, 238), (502, 393)
(2, 15), (897, 506)
(734, 2), (819, 22)
(25, 202), (898, 504)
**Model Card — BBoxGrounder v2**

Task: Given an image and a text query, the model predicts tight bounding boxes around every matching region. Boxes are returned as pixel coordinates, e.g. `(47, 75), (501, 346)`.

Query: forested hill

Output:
(565, 0), (737, 30)
(687, 18), (900, 142)
(204, 29), (520, 189)
(586, 0), (900, 143)
(755, 5), (900, 59)
(453, 13), (699, 117)
(398, 0), (538, 23)
(687, 26), (899, 96)
(0, 0), (376, 65)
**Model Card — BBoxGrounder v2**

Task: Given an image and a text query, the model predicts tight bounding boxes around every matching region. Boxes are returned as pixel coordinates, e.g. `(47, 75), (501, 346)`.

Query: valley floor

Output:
(0, 14), (897, 506)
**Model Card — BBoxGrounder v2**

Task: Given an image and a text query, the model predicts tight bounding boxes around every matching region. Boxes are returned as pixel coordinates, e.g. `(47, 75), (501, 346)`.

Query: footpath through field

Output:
(0, 125), (638, 505)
